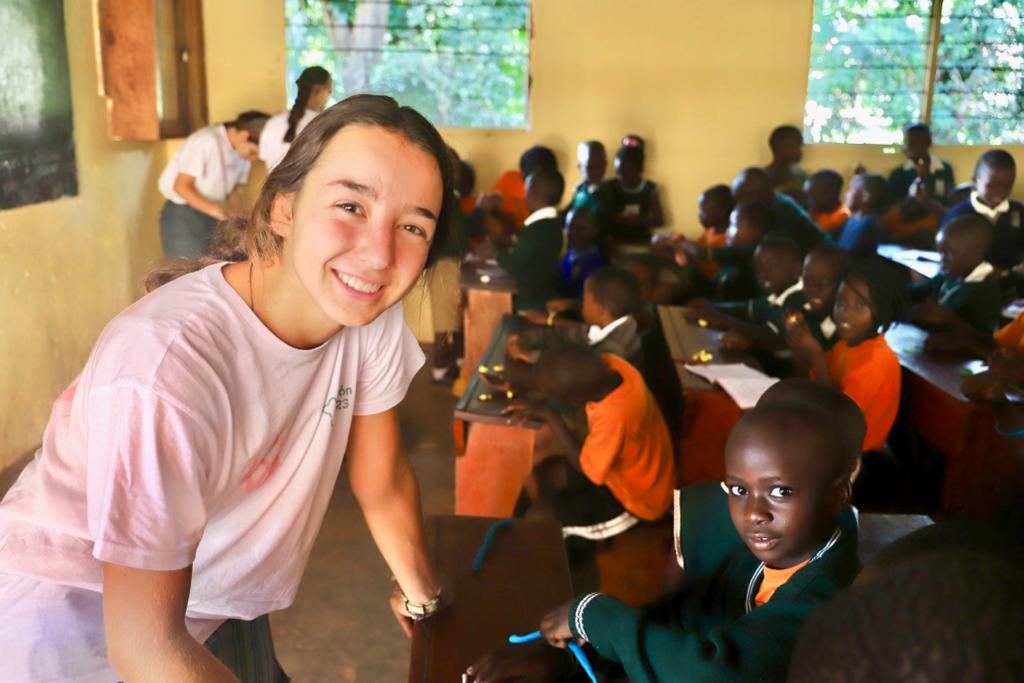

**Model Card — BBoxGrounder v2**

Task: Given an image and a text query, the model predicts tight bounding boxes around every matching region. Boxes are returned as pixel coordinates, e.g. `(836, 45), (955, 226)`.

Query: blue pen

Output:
(507, 631), (597, 683)
(471, 518), (514, 573)
(568, 642), (598, 683)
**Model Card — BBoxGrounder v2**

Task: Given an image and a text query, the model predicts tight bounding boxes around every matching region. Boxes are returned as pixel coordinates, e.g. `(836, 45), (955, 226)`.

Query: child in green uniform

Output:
(695, 236), (805, 357)
(496, 168), (566, 312)
(911, 214), (1002, 335)
(765, 125), (807, 203)
(465, 400), (859, 683)
(603, 145), (665, 243)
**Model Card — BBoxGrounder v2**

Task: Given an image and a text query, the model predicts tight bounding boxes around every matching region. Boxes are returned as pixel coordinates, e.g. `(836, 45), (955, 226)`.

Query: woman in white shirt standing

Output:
(259, 67), (333, 172)
(0, 95), (453, 682)
(157, 111), (270, 258)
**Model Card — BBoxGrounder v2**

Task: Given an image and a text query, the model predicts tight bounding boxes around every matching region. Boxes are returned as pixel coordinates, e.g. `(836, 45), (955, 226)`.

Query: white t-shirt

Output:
(258, 109), (318, 172)
(0, 263), (423, 679)
(158, 125), (251, 204)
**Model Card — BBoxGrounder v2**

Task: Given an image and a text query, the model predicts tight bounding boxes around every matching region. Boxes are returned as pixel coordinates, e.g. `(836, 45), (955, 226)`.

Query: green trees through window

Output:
(806, 0), (1024, 144)
(285, 0), (530, 129)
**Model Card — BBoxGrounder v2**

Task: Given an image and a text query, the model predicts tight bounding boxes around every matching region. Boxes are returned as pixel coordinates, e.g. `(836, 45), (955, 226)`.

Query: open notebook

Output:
(683, 363), (779, 410)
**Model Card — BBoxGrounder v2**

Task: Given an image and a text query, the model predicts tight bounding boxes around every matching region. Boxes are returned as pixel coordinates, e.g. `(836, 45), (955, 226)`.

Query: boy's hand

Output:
(523, 309), (550, 326)
(465, 644), (566, 683)
(721, 331), (753, 351)
(785, 312), (823, 356)
(502, 400), (551, 426)
(539, 601), (575, 648)
(546, 298), (578, 314)
(910, 177), (929, 203)
(480, 369), (511, 393)
(962, 370), (1007, 405)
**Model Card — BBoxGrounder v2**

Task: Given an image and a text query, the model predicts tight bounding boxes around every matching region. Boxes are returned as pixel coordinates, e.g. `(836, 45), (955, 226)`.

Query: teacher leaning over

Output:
(0, 94), (452, 682)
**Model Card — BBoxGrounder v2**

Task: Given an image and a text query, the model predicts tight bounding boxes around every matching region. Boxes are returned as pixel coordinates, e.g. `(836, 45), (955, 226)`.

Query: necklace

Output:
(247, 261), (255, 314)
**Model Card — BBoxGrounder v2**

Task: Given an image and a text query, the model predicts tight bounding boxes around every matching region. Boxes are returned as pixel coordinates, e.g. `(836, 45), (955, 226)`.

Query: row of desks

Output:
(658, 304), (1023, 517)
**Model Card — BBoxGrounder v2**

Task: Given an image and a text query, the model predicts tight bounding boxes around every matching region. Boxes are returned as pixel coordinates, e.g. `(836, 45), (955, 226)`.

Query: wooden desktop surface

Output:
(454, 314), (541, 516)
(408, 515), (572, 683)
(884, 322), (1023, 516)
(657, 305), (760, 485)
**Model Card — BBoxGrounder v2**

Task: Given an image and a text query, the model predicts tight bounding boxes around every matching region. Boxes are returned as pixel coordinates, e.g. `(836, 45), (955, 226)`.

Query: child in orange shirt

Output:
(786, 257), (911, 452)
(503, 344), (675, 541)
(805, 169), (851, 235)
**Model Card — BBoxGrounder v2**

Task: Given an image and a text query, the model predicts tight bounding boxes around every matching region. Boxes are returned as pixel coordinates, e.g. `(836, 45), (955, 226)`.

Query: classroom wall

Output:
(5, 0), (1024, 469)
(0, 1), (168, 469)
(443, 0), (1024, 234)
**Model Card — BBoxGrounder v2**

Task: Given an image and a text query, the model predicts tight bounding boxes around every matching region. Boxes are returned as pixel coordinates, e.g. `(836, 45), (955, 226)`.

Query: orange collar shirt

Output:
(580, 355), (676, 520)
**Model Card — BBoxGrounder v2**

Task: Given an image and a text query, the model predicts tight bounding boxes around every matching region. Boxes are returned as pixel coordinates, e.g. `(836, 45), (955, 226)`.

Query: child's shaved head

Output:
(936, 214), (993, 279)
(525, 168), (565, 208)
(758, 379), (865, 475)
(532, 344), (616, 406)
(724, 401), (850, 568)
(754, 236), (802, 296)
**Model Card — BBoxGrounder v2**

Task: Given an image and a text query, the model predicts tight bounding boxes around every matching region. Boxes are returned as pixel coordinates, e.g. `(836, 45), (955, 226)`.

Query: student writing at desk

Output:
(501, 345), (674, 548)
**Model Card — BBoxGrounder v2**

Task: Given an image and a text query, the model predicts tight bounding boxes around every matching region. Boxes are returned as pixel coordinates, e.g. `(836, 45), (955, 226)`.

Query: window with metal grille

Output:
(285, 0), (531, 129)
(805, 0), (1024, 144)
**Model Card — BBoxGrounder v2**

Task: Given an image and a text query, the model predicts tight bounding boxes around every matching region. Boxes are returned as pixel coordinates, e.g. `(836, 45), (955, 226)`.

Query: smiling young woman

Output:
(0, 95), (453, 683)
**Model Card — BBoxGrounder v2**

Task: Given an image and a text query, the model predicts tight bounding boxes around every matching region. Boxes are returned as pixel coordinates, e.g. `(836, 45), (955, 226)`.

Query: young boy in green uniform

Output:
(496, 168), (566, 312)
(911, 214), (1003, 335)
(465, 399), (859, 683)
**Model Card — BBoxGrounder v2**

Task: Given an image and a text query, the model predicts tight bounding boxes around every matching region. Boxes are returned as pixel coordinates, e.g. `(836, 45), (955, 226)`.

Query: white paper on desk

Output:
(716, 376), (780, 410)
(683, 363), (766, 382)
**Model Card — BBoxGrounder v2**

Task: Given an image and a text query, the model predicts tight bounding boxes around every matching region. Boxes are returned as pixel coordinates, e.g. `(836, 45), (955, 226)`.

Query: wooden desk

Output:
(885, 323), (1024, 516)
(460, 262), (517, 384)
(408, 515), (572, 683)
(454, 315), (542, 516)
(658, 305), (759, 485)
(876, 244), (941, 280)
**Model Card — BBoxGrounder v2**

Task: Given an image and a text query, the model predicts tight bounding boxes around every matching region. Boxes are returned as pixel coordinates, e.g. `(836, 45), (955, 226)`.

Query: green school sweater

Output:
(570, 513), (861, 683)
(888, 156), (955, 202)
(747, 281), (806, 336)
(911, 263), (1003, 334)
(496, 215), (564, 312)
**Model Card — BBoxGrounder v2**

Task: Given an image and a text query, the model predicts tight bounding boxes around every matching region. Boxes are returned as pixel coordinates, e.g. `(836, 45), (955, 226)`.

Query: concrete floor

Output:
(270, 351), (457, 682)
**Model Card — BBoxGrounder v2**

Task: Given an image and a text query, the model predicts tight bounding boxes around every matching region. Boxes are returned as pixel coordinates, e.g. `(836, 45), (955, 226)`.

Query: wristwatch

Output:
(404, 592), (442, 620)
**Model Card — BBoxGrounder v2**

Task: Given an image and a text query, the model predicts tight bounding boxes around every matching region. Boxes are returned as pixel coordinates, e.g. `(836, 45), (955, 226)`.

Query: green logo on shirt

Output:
(322, 385), (354, 424)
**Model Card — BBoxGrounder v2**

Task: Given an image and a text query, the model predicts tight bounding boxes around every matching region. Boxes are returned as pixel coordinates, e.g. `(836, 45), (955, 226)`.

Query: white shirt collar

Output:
(587, 315), (630, 345)
(524, 206), (559, 226)
(766, 278), (803, 307)
(970, 191), (1010, 222)
(901, 154), (944, 174)
(964, 261), (995, 284)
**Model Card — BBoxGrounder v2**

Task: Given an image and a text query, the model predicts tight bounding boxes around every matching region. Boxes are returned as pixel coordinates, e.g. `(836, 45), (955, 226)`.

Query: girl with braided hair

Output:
(258, 66), (333, 171)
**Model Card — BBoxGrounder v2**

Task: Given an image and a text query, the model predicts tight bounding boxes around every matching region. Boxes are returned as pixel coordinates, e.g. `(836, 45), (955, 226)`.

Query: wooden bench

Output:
(453, 314), (542, 516)
(408, 515), (572, 683)
(884, 323), (1024, 517)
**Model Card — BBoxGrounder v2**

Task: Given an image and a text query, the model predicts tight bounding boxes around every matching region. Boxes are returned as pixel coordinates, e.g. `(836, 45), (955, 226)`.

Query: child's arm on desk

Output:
(504, 401), (582, 465)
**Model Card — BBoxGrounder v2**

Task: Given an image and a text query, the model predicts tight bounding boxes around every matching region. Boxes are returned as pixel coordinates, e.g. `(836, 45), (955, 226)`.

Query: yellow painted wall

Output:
(0, 1), (168, 469)
(444, 0), (1024, 235)
(5, 0), (1024, 468)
